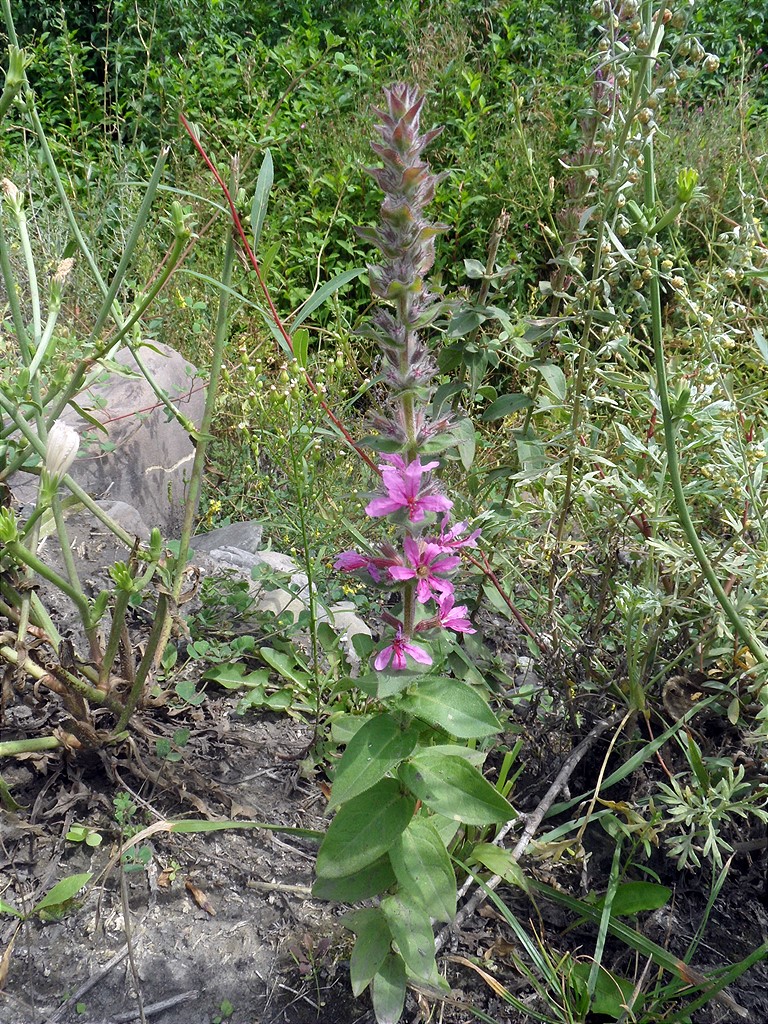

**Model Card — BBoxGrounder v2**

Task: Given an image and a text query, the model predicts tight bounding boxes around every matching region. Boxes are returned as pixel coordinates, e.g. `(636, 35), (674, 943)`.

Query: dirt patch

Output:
(0, 706), (368, 1024)
(2, 667), (768, 1024)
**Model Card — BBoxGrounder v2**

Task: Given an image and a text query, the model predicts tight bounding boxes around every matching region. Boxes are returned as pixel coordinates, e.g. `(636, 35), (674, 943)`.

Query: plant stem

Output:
(639, 0), (768, 667)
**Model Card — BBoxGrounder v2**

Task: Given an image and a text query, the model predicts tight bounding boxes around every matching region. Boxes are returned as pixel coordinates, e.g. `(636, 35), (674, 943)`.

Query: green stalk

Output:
(0, 205), (31, 361)
(0, 736), (63, 757)
(51, 493), (103, 660)
(99, 588), (133, 689)
(144, 184), (237, 688)
(640, 0), (768, 666)
(0, 643), (121, 711)
(113, 592), (168, 732)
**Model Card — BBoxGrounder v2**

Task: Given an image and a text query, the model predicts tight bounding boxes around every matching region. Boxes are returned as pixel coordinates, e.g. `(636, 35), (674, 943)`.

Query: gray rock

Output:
(11, 341), (205, 538)
(189, 520), (263, 555)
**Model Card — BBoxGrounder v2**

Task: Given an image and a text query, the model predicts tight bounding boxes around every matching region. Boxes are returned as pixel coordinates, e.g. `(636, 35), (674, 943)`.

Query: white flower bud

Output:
(45, 421), (80, 480)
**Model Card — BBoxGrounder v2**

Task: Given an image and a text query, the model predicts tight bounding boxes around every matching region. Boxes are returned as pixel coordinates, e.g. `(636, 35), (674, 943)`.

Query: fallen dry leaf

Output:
(185, 879), (216, 916)
(0, 925), (19, 990)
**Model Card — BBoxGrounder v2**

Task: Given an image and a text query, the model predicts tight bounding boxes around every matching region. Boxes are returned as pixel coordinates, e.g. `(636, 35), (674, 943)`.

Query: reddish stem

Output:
(466, 549), (545, 651)
(179, 113), (379, 476)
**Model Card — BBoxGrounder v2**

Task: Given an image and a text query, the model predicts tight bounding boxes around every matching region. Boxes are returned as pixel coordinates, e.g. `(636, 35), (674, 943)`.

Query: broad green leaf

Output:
(595, 881), (672, 917)
(371, 953), (406, 1024)
(35, 872), (92, 913)
(202, 663), (270, 690)
(329, 714), (419, 809)
(258, 647), (310, 687)
(376, 667), (427, 699)
(470, 843), (530, 894)
(463, 258), (487, 279)
(329, 712), (375, 745)
(399, 752), (514, 825)
(389, 818), (456, 923)
(536, 363), (567, 402)
(445, 308), (485, 337)
(316, 778), (415, 878)
(571, 963), (633, 1017)
(426, 744), (487, 768)
(425, 811), (462, 846)
(381, 895), (441, 988)
(250, 148), (273, 250)
(396, 677), (501, 738)
(345, 908), (392, 996)
(451, 416), (476, 471)
(312, 854), (396, 902)
(482, 393), (532, 421)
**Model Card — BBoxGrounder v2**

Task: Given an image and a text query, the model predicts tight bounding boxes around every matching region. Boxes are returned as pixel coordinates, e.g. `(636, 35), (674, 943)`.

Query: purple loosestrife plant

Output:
(334, 84), (477, 680)
(314, 86), (513, 1024)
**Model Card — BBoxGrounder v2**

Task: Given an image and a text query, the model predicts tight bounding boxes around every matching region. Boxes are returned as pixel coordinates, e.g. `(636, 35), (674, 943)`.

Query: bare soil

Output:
(2, 649), (768, 1024)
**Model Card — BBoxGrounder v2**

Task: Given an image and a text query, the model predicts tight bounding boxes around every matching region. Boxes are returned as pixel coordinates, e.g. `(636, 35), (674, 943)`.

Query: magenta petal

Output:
(417, 494), (453, 513)
(403, 640), (432, 665)
(374, 646), (394, 671)
(334, 550), (368, 571)
(402, 535), (420, 562)
(389, 565), (416, 582)
(366, 495), (402, 517)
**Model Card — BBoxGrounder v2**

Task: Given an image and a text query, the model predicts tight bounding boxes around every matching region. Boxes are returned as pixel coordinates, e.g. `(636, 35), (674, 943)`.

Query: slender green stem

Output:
(0, 736), (63, 757)
(5, 540), (91, 622)
(51, 494), (102, 659)
(639, 0), (768, 666)
(0, 643), (121, 711)
(148, 181), (237, 678)
(99, 588), (133, 688)
(113, 592), (168, 732)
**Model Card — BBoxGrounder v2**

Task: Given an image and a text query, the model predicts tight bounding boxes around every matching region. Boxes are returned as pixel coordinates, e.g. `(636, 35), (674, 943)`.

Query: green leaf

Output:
(203, 664), (271, 690)
(371, 953), (406, 1024)
(381, 894), (441, 987)
(289, 267), (365, 332)
(345, 908), (392, 996)
(316, 778), (416, 878)
(450, 416), (476, 471)
(329, 712), (375, 745)
(470, 843), (530, 893)
(396, 677), (501, 738)
(426, 743), (488, 768)
(389, 818), (456, 923)
(292, 327), (309, 369)
(595, 881), (672, 917)
(445, 308), (485, 337)
(464, 258), (487, 279)
(570, 963), (633, 1017)
(536, 363), (567, 402)
(399, 753), (514, 825)
(0, 898), (22, 918)
(329, 714), (420, 810)
(250, 148), (273, 250)
(258, 647), (310, 687)
(35, 872), (92, 914)
(311, 854), (396, 902)
(482, 393), (532, 421)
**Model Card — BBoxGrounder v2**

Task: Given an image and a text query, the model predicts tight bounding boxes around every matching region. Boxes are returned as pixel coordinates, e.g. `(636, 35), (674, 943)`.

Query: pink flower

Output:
(435, 593), (476, 633)
(388, 536), (460, 603)
(366, 454), (453, 522)
(374, 628), (432, 671)
(334, 547), (399, 583)
(436, 517), (481, 552)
